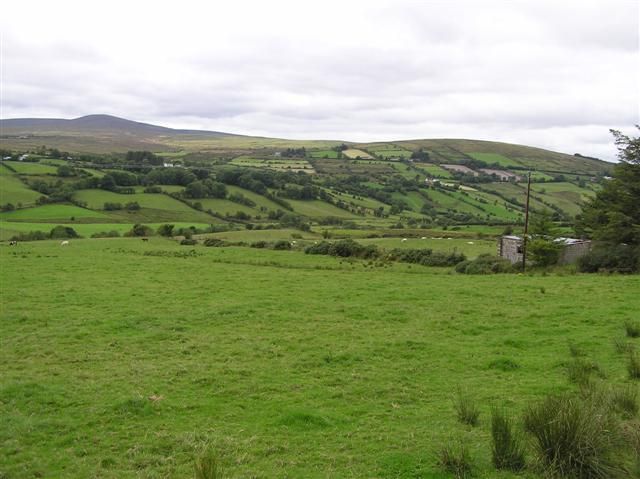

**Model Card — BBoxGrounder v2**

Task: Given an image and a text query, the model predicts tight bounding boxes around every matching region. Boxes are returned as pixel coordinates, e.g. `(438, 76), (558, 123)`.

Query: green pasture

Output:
(226, 185), (283, 212)
(0, 174), (43, 206)
(415, 164), (453, 179)
(0, 204), (110, 222)
(2, 161), (59, 175)
(196, 198), (257, 217)
(287, 199), (359, 218)
(73, 189), (194, 212)
(357, 236), (497, 258)
(1, 239), (638, 477)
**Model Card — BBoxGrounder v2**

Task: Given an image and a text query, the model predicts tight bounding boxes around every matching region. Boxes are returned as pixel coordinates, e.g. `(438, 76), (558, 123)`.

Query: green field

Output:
(467, 152), (520, 167)
(2, 161), (59, 175)
(287, 199), (359, 218)
(1, 239), (638, 477)
(308, 150), (340, 159)
(0, 174), (44, 207)
(0, 204), (110, 222)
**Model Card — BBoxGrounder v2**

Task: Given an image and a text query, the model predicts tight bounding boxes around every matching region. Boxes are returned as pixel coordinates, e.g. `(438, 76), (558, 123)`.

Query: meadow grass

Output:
(1, 239), (639, 477)
(0, 174), (44, 206)
(2, 161), (59, 175)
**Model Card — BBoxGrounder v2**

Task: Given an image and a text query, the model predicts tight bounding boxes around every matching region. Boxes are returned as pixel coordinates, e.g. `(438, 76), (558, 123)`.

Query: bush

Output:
(125, 201), (140, 211)
(143, 185), (162, 193)
(304, 241), (332, 255)
(455, 254), (513, 274)
(523, 392), (624, 478)
(91, 230), (121, 238)
(528, 238), (563, 266)
(203, 238), (226, 247)
(103, 202), (123, 211)
(125, 224), (153, 237)
(454, 390), (479, 427)
(9, 230), (49, 242)
(273, 240), (292, 250)
(49, 226), (79, 239)
(157, 224), (175, 237)
(578, 243), (639, 273)
(328, 239), (379, 259)
(180, 238), (197, 245)
(437, 441), (473, 478)
(250, 241), (268, 249)
(491, 407), (525, 471)
(625, 321), (640, 338)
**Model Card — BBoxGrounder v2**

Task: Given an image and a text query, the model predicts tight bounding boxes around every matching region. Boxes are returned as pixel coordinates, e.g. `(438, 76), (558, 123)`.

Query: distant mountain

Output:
(0, 114), (233, 136)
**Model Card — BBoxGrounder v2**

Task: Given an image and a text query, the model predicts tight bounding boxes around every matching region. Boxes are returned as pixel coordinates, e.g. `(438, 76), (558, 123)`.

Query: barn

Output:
(498, 235), (592, 265)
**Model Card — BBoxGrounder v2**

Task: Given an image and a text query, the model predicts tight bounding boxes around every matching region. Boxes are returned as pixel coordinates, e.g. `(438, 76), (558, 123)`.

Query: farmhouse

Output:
(498, 235), (592, 265)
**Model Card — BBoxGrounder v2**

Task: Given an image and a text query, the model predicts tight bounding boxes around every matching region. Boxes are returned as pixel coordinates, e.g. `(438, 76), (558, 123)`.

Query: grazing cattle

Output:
(9, 240), (17, 246)
(141, 238), (149, 242)
(60, 240), (69, 246)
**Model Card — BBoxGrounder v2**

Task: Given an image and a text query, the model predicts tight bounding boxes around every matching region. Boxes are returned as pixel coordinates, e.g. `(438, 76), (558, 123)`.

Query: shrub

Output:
(157, 224), (175, 237)
(49, 226), (79, 239)
(491, 407), (525, 471)
(250, 241), (268, 249)
(125, 201), (140, 211)
(273, 240), (291, 250)
(91, 230), (121, 238)
(103, 202), (123, 211)
(304, 241), (332, 255)
(523, 392), (624, 478)
(180, 238), (197, 245)
(125, 224), (153, 237)
(9, 230), (49, 242)
(454, 390), (479, 427)
(625, 321), (640, 338)
(578, 243), (639, 273)
(143, 185), (162, 193)
(437, 441), (473, 478)
(455, 254), (513, 274)
(203, 238), (226, 247)
(528, 238), (562, 266)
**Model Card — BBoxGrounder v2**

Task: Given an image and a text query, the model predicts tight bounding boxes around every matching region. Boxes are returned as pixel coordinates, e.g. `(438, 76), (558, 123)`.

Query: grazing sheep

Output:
(401, 238), (408, 242)
(467, 241), (474, 244)
(60, 240), (70, 246)
(9, 240), (17, 246)
(421, 237), (426, 240)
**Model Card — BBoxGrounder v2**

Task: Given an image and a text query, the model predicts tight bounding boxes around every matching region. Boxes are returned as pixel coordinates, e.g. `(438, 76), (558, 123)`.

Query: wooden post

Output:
(522, 171), (532, 272)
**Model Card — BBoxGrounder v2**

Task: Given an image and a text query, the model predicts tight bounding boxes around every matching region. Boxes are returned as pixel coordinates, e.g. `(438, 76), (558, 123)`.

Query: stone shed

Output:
(498, 235), (592, 265)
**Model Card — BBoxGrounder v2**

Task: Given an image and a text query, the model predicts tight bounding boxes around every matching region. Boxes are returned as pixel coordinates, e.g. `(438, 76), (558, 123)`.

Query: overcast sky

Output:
(1, 0), (638, 160)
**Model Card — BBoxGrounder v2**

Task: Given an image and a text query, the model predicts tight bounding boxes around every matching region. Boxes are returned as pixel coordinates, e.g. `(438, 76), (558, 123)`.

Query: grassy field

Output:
(0, 204), (111, 222)
(287, 199), (359, 218)
(0, 174), (44, 207)
(308, 150), (340, 159)
(2, 161), (59, 175)
(1, 239), (638, 478)
(467, 153), (520, 168)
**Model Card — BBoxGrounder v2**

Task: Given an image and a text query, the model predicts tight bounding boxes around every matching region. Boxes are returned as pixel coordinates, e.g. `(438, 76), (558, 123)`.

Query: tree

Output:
(576, 126), (640, 245)
(157, 224), (175, 237)
(575, 126), (640, 272)
(529, 209), (556, 237)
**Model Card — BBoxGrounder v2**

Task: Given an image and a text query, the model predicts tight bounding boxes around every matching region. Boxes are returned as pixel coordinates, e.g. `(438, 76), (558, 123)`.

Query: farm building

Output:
(498, 235), (592, 265)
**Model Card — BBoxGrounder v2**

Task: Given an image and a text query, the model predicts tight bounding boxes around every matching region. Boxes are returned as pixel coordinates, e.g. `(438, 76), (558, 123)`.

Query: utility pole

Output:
(522, 171), (532, 272)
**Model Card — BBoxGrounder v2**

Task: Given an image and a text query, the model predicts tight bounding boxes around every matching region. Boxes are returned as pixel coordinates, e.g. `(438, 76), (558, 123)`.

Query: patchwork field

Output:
(342, 149), (374, 160)
(1, 239), (638, 478)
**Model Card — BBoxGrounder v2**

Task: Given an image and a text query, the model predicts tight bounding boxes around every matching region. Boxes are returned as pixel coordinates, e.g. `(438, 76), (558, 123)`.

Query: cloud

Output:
(1, 0), (638, 160)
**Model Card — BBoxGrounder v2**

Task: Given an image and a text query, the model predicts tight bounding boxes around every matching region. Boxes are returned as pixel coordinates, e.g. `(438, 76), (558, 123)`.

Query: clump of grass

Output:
(569, 341), (586, 357)
(437, 441), (473, 478)
(454, 389), (480, 427)
(195, 447), (223, 479)
(614, 337), (635, 354)
(565, 358), (605, 386)
(612, 385), (638, 418)
(523, 392), (624, 478)
(628, 352), (640, 379)
(488, 358), (520, 371)
(625, 321), (640, 338)
(490, 407), (525, 472)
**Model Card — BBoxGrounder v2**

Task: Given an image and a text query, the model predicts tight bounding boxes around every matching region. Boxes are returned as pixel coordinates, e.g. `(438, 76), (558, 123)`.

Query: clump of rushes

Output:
(454, 389), (479, 427)
(491, 407), (525, 471)
(438, 440), (473, 478)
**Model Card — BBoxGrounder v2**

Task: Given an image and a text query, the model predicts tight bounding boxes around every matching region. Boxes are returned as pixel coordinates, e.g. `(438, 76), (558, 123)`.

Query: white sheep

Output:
(60, 240), (70, 246)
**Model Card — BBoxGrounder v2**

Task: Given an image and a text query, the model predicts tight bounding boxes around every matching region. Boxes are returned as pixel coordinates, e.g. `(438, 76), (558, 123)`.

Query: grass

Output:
(490, 407), (525, 471)
(454, 389), (480, 426)
(0, 204), (110, 221)
(625, 321), (640, 338)
(0, 173), (44, 206)
(1, 239), (639, 477)
(2, 161), (59, 175)
(342, 148), (374, 159)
